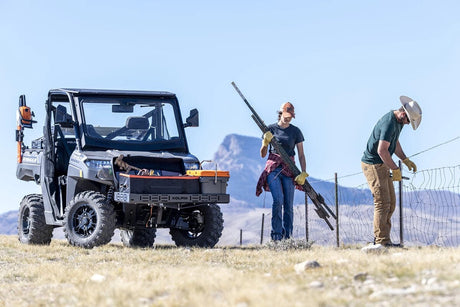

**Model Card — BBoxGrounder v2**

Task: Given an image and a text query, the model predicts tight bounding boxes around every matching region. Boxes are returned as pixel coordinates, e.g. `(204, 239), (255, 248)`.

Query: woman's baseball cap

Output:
(400, 96), (422, 130)
(280, 102), (295, 118)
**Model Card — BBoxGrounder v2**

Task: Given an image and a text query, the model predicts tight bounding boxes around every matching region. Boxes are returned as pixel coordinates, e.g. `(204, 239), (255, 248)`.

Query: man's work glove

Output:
(403, 158), (417, 172)
(262, 131), (273, 147)
(392, 168), (402, 181)
(295, 171), (309, 185)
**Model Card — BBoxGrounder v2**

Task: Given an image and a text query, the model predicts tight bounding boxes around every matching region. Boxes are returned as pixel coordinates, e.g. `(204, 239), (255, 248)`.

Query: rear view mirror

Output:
(112, 104), (134, 113)
(55, 105), (73, 127)
(184, 109), (199, 128)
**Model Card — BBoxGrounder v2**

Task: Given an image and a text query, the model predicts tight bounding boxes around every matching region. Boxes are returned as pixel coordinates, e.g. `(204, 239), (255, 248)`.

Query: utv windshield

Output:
(79, 96), (187, 152)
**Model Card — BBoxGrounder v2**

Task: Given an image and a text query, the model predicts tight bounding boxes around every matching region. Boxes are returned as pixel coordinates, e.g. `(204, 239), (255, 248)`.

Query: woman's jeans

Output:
(267, 166), (295, 241)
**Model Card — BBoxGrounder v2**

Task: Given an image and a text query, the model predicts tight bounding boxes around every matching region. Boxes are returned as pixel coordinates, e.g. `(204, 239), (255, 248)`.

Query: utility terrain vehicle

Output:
(16, 89), (230, 248)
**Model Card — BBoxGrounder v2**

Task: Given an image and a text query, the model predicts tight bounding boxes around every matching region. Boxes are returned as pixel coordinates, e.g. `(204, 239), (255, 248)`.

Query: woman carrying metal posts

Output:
(256, 102), (308, 241)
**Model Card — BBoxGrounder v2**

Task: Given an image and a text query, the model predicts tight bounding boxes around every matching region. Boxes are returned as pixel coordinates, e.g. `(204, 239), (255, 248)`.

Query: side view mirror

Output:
(55, 105), (74, 127)
(184, 109), (199, 128)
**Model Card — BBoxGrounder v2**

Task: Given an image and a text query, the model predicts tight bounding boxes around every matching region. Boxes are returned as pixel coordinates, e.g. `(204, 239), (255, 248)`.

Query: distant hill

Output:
(0, 210), (17, 235)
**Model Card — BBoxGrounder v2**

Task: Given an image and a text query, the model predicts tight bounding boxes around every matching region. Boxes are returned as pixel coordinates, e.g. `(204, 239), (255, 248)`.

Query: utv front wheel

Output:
(120, 228), (157, 248)
(170, 204), (223, 248)
(64, 191), (116, 248)
(18, 194), (53, 245)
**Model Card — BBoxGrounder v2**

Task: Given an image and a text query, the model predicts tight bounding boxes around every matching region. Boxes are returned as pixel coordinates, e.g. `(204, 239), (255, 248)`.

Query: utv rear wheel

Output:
(120, 228), (157, 248)
(18, 194), (53, 245)
(64, 191), (116, 249)
(169, 204), (223, 248)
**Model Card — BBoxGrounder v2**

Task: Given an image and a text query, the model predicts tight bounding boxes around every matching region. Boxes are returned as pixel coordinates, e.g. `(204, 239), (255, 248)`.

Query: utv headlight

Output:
(184, 161), (200, 171)
(85, 159), (111, 169)
(85, 159), (113, 181)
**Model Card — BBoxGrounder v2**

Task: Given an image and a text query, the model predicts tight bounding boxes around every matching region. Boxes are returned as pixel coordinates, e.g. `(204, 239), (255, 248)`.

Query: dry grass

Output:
(0, 235), (459, 307)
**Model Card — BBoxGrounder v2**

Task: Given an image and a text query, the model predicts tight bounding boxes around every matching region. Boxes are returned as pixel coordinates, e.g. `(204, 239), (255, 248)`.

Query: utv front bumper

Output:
(114, 192), (230, 204)
(114, 171), (230, 205)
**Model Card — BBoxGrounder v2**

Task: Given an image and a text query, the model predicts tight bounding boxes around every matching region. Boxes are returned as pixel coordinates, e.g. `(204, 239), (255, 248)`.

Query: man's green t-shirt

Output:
(361, 111), (404, 165)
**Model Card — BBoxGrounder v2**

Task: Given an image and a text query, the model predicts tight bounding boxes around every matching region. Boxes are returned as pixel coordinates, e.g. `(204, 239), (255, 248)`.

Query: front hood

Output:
(74, 149), (199, 163)
(69, 149), (200, 179)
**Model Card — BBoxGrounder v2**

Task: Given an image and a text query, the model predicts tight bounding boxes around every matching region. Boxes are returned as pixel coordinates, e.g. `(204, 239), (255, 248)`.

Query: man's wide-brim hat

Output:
(400, 96), (422, 130)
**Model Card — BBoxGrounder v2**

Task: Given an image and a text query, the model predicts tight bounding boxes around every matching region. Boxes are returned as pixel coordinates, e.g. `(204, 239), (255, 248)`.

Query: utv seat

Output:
(55, 137), (76, 176)
(126, 116), (149, 130)
(86, 124), (102, 138)
(126, 117), (150, 140)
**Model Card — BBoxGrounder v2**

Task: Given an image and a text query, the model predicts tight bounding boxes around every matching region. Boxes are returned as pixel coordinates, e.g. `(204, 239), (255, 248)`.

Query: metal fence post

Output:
(240, 229), (243, 246)
(399, 160), (404, 246)
(305, 193), (309, 242)
(260, 213), (265, 244)
(335, 172), (339, 247)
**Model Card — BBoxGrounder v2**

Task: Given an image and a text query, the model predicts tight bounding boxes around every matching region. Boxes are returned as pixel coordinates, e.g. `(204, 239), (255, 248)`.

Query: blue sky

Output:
(1, 0), (460, 213)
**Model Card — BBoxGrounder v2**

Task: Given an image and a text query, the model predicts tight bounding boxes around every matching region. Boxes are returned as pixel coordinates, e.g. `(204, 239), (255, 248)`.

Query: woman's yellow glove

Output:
(295, 171), (309, 185)
(403, 158), (417, 172)
(262, 131), (273, 147)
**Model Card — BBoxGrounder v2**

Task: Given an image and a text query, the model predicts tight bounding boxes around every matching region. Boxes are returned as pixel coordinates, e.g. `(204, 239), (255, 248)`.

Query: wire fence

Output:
(230, 136), (460, 247)
(230, 165), (460, 247)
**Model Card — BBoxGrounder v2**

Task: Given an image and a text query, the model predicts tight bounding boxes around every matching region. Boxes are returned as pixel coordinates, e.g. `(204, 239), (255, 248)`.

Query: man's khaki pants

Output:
(361, 162), (396, 245)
